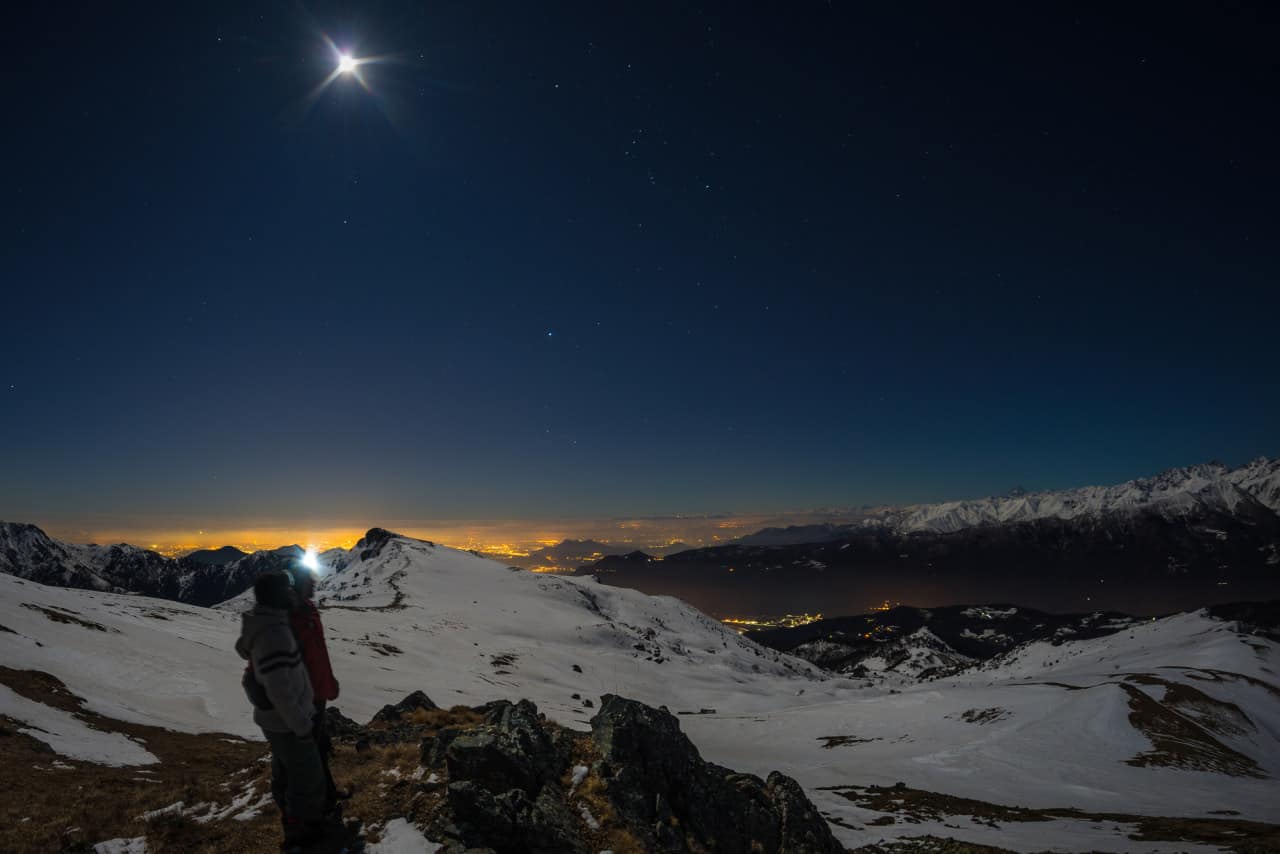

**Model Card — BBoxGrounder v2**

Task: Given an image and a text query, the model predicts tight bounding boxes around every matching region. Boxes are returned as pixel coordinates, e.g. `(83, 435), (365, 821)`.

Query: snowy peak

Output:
(1227, 456), (1280, 512)
(0, 520), (123, 591)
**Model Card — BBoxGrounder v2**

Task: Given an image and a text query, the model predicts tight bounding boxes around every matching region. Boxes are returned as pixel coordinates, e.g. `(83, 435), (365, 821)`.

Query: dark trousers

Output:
(313, 704), (341, 811)
(264, 728), (326, 828)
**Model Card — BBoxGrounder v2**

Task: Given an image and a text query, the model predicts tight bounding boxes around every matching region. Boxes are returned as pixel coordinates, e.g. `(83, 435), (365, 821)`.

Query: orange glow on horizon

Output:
(35, 510), (869, 562)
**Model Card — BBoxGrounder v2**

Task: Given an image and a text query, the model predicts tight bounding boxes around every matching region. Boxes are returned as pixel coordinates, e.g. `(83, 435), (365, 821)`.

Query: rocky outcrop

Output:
(330, 691), (841, 852)
(416, 694), (842, 854)
(354, 527), (400, 561)
(587, 694), (842, 853)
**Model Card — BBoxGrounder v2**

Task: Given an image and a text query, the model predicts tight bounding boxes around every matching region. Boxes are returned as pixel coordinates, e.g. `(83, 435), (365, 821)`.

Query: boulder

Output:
(588, 694), (843, 853)
(445, 781), (585, 854)
(323, 706), (363, 738)
(445, 700), (561, 796)
(372, 689), (438, 723)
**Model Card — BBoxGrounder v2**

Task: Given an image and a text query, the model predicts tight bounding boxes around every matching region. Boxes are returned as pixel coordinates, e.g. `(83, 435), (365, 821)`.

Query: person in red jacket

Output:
(290, 569), (339, 703)
(287, 567), (343, 815)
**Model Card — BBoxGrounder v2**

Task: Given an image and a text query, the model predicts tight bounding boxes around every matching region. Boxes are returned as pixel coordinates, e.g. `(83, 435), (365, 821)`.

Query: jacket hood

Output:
(235, 604), (290, 660)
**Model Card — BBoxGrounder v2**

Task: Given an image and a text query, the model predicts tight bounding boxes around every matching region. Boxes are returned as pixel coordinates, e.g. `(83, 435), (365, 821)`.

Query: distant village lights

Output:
(721, 613), (823, 634)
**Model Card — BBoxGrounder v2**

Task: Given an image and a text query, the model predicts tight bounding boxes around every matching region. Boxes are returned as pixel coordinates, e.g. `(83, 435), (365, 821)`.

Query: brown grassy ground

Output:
(0, 668), (652, 853)
(1119, 681), (1265, 777)
(0, 666), (484, 852)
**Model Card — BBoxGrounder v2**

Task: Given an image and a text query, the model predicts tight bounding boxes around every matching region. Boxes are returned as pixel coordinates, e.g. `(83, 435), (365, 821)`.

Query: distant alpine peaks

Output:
(879, 456), (1280, 535)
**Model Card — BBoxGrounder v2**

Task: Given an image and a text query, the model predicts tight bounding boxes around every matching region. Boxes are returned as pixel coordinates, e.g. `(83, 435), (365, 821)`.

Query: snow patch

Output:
(366, 817), (442, 853)
(0, 684), (156, 766)
(92, 838), (147, 854)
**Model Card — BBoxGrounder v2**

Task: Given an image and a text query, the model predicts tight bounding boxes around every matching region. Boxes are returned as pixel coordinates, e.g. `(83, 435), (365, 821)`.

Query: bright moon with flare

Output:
(337, 53), (357, 74)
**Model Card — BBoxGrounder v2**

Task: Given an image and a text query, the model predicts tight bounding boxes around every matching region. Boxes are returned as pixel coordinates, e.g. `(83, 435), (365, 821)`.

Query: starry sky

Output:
(3, 2), (1278, 539)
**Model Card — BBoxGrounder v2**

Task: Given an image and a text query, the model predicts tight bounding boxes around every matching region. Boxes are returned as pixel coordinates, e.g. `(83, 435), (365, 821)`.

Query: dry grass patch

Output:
(817, 735), (880, 748)
(554, 733), (652, 854)
(0, 714), (275, 853)
(957, 707), (1009, 725)
(19, 603), (117, 633)
(0, 666), (278, 853)
(335, 741), (438, 842)
(850, 835), (1018, 853)
(403, 705), (484, 729)
(1120, 683), (1265, 777)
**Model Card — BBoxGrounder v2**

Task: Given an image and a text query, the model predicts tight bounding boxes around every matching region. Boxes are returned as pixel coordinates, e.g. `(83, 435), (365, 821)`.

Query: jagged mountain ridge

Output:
(0, 521), (295, 606)
(876, 456), (1280, 534)
(580, 459), (1280, 616)
(724, 457), (1280, 546)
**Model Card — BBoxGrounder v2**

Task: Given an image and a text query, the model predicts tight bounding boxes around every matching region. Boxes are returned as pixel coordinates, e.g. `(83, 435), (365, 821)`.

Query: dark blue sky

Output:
(3, 2), (1278, 525)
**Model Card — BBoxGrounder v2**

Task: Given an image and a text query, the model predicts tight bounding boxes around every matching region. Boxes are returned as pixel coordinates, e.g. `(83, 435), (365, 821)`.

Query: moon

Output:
(337, 53), (358, 74)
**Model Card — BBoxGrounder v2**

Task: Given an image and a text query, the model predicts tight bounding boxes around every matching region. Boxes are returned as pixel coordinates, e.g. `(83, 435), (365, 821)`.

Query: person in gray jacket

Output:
(236, 570), (327, 849)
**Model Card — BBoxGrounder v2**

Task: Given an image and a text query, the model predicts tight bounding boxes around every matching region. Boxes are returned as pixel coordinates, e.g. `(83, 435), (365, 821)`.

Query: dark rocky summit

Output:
(183, 545), (250, 566)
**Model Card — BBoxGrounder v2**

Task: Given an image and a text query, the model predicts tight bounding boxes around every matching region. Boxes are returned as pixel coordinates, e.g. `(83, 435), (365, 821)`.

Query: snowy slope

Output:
(0, 531), (822, 739)
(2, 530), (1278, 852)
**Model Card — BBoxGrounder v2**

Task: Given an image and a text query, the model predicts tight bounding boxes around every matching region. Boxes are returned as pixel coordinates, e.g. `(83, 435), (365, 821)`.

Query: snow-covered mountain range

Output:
(583, 458), (1280, 617)
(729, 458), (1280, 544)
(0, 521), (296, 606)
(1, 528), (1277, 852)
(877, 457), (1280, 534)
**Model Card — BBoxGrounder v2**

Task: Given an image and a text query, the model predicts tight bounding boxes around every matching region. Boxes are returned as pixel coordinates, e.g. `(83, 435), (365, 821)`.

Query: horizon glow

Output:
(30, 511), (843, 560)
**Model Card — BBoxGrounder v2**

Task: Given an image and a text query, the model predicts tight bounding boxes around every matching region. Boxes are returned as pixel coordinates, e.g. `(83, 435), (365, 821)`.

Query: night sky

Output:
(3, 3), (1278, 534)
